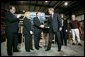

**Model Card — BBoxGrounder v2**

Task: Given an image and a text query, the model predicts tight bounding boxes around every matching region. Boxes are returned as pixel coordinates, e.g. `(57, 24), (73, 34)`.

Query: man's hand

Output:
(17, 14), (21, 18)
(45, 27), (49, 28)
(40, 25), (44, 28)
(30, 31), (33, 34)
(66, 29), (68, 32)
(59, 27), (62, 31)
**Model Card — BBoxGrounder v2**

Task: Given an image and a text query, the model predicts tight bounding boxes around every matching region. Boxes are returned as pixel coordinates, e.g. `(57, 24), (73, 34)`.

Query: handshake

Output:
(17, 14), (22, 18)
(40, 25), (44, 28)
(30, 31), (33, 34)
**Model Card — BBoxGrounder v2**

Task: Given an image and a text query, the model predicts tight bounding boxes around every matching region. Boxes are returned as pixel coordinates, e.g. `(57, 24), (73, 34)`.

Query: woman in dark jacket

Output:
(23, 11), (33, 52)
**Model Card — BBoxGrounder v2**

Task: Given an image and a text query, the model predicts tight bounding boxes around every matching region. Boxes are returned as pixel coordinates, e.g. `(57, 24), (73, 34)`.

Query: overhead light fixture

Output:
(64, 2), (68, 6)
(45, 1), (48, 3)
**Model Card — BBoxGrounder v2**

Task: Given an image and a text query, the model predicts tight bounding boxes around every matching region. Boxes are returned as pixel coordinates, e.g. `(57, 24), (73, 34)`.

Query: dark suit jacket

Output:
(33, 17), (41, 28)
(5, 11), (19, 33)
(63, 20), (67, 30)
(48, 13), (62, 32)
(23, 17), (32, 35)
(33, 17), (41, 33)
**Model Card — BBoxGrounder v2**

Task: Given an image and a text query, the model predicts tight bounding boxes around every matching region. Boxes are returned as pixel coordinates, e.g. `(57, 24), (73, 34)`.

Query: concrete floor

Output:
(1, 34), (84, 56)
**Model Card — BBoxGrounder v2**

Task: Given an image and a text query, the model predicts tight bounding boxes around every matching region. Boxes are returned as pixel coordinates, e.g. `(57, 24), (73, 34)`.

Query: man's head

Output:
(36, 12), (41, 17)
(9, 5), (16, 14)
(63, 16), (67, 20)
(61, 14), (64, 19)
(24, 11), (30, 17)
(64, 17), (67, 20)
(71, 14), (76, 21)
(48, 8), (54, 14)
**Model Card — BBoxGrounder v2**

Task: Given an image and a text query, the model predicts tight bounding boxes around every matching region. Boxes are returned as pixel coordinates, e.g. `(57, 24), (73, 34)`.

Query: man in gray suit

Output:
(45, 8), (62, 51)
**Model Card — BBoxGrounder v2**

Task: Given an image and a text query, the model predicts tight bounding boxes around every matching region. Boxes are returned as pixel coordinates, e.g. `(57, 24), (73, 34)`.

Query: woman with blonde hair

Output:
(23, 11), (33, 52)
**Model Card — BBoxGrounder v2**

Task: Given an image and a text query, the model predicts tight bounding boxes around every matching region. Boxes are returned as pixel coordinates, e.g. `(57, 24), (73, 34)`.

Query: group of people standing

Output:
(5, 5), (82, 56)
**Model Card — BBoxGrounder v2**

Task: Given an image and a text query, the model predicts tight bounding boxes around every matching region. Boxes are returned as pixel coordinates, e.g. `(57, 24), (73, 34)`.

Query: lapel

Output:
(37, 17), (41, 23)
(52, 13), (56, 21)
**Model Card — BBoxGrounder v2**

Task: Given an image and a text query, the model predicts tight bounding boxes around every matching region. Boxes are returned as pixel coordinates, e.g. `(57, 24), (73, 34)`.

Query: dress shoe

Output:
(72, 43), (75, 45)
(36, 48), (39, 50)
(13, 50), (19, 52)
(65, 44), (67, 46)
(45, 49), (50, 51)
(78, 43), (82, 46)
(8, 54), (12, 56)
(39, 46), (42, 48)
(26, 50), (30, 52)
(8, 53), (12, 56)
(35, 47), (39, 50)
(58, 49), (61, 52)
(30, 48), (34, 50)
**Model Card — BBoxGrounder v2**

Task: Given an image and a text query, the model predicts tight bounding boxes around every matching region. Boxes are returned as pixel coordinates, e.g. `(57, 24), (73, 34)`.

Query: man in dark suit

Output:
(5, 5), (20, 56)
(23, 11), (33, 52)
(60, 16), (68, 46)
(33, 12), (44, 50)
(45, 8), (62, 51)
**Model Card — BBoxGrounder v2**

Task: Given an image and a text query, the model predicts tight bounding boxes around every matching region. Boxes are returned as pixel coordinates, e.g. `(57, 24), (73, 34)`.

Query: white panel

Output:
(76, 15), (84, 21)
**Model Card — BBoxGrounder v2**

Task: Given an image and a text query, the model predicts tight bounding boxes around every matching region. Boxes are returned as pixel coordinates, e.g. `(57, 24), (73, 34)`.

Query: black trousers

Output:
(6, 32), (18, 55)
(34, 29), (41, 49)
(18, 33), (22, 43)
(60, 28), (67, 45)
(47, 29), (62, 50)
(24, 34), (33, 51)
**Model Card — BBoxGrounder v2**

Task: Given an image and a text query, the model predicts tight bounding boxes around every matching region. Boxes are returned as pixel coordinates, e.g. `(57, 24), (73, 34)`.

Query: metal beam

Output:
(29, 1), (31, 11)
(54, 1), (62, 9)
(61, 1), (71, 8)
(11, 1), (53, 8)
(33, 1), (37, 11)
(67, 1), (77, 8)
(44, 1), (52, 13)
(38, 1), (44, 11)
(58, 1), (64, 7)
(54, 1), (65, 12)
(69, 1), (81, 10)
